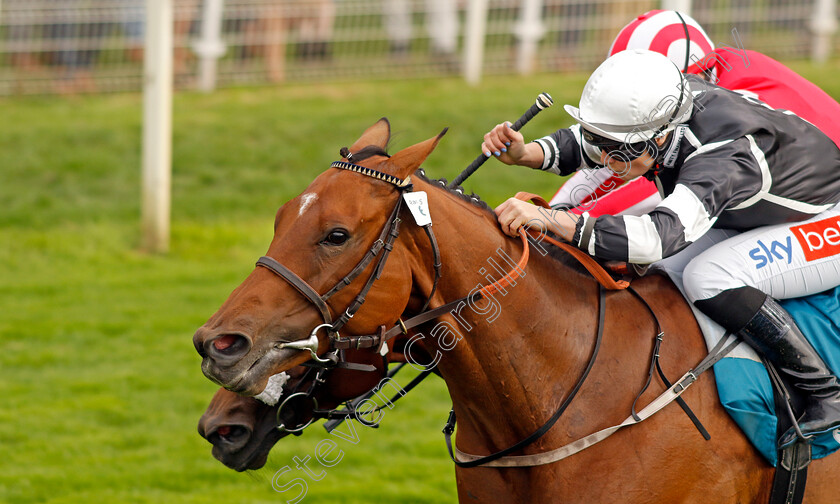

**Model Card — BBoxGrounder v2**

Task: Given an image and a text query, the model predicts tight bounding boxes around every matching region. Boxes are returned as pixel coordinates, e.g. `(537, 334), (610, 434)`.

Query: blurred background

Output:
(0, 0), (835, 95)
(2, 1), (840, 503)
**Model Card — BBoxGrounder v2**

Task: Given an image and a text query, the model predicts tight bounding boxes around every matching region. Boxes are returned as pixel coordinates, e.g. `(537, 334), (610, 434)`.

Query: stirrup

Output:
(778, 422), (814, 450)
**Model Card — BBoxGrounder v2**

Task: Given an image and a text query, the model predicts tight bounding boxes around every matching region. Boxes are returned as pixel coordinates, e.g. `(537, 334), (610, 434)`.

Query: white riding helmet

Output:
(609, 10), (715, 73)
(564, 49), (693, 144)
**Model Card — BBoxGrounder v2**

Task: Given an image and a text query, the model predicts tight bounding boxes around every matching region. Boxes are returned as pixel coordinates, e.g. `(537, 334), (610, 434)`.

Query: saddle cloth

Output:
(704, 287), (840, 466)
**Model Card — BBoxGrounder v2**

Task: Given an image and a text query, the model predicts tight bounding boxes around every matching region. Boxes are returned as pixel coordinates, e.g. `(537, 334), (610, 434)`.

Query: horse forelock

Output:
(350, 145), (391, 162)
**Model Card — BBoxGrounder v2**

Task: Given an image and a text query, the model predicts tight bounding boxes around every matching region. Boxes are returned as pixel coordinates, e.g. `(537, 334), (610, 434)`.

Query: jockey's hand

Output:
(482, 122), (526, 166)
(495, 198), (580, 240)
(494, 197), (546, 237)
(482, 122), (546, 169)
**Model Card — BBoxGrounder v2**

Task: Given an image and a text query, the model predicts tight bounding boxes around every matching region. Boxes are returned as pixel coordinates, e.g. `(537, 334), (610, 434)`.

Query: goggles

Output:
(581, 129), (651, 160)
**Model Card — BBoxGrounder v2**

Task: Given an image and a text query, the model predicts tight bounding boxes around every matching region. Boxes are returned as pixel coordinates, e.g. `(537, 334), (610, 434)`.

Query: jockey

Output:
(486, 49), (840, 448)
(551, 9), (840, 217)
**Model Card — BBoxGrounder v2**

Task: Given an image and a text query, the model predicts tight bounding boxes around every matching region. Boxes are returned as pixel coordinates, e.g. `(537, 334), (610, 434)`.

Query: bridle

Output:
(255, 158), (529, 364)
(255, 160), (424, 365)
(253, 157), (449, 434)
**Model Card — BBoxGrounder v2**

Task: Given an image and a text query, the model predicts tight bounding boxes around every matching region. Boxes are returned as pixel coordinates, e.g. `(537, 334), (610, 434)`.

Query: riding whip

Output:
(448, 92), (553, 188)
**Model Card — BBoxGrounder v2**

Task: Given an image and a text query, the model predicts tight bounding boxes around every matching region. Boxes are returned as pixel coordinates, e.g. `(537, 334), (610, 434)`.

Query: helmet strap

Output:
(674, 11), (691, 72)
(648, 67), (688, 143)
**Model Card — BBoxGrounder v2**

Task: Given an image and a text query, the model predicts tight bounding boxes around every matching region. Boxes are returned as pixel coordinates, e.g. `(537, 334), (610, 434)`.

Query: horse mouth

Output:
(210, 422), (285, 472)
(202, 346), (310, 396)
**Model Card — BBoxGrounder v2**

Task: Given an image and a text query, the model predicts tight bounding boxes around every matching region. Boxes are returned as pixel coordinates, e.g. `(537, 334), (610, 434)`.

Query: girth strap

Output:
(627, 286), (710, 441)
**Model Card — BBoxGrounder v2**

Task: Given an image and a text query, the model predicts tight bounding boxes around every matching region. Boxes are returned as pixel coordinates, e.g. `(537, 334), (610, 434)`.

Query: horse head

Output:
(193, 118), (445, 396)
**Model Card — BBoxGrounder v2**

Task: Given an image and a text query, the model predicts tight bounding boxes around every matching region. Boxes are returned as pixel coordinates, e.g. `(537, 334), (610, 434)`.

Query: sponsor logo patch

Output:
(748, 237), (793, 269)
(791, 217), (840, 262)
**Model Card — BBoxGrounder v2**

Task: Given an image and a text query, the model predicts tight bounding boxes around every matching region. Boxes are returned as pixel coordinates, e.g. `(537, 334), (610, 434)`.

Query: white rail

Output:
(141, 0), (173, 253)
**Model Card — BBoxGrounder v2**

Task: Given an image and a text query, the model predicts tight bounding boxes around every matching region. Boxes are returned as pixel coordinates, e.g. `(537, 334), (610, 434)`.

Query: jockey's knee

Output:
(683, 253), (733, 303)
(683, 253), (765, 332)
(691, 286), (768, 333)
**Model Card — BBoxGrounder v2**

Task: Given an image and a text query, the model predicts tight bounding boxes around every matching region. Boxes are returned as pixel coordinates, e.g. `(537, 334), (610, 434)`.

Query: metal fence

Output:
(0, 0), (832, 95)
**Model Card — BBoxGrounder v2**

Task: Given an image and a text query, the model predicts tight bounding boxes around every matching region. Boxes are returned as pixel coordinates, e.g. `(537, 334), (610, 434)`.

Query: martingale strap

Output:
(443, 285), (607, 468)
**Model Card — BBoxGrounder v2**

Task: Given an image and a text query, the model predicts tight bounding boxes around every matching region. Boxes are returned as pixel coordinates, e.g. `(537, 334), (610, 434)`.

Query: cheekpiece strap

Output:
(331, 161), (411, 189)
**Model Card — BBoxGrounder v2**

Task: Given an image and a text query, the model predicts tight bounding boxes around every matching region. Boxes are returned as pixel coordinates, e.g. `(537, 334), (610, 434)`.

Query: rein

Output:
(511, 191), (630, 290)
(275, 360), (438, 434)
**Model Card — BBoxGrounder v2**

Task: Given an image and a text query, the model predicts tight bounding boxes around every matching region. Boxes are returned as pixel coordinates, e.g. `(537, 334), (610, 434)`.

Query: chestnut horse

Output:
(193, 118), (840, 502)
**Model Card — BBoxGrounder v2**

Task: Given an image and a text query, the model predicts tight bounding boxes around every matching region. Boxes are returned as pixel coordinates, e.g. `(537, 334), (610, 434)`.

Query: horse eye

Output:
(323, 230), (349, 246)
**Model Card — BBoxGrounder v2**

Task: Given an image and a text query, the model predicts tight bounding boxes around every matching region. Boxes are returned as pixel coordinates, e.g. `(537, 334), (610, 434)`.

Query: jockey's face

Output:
(599, 134), (669, 181)
(600, 149), (656, 181)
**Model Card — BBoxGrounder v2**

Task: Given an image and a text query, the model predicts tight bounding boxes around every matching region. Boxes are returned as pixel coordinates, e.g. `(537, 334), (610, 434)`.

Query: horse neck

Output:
(405, 178), (601, 444)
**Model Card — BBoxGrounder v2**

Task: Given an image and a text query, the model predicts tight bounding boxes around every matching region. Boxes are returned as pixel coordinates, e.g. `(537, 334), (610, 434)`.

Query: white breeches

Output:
(681, 203), (840, 303)
(651, 203), (840, 358)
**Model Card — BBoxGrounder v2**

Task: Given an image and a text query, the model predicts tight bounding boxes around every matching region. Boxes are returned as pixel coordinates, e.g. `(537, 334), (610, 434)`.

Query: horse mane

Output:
(412, 168), (593, 278)
(348, 142), (491, 213)
(413, 168), (493, 213)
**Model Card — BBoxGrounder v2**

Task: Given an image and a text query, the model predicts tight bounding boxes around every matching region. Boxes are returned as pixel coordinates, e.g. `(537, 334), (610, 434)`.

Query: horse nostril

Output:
(214, 334), (239, 351)
(205, 332), (252, 363)
(209, 424), (251, 449)
(194, 328), (209, 358)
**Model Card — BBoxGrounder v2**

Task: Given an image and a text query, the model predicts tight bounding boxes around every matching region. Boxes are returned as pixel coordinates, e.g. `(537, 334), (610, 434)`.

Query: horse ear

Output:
(348, 117), (391, 152)
(386, 127), (448, 179)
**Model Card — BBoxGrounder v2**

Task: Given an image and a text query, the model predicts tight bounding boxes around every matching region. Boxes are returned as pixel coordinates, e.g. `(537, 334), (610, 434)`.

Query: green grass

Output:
(3, 59), (840, 503)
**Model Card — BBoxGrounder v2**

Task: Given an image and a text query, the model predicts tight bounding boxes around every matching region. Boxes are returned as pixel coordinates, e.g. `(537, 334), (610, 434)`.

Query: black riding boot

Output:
(738, 296), (840, 447)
